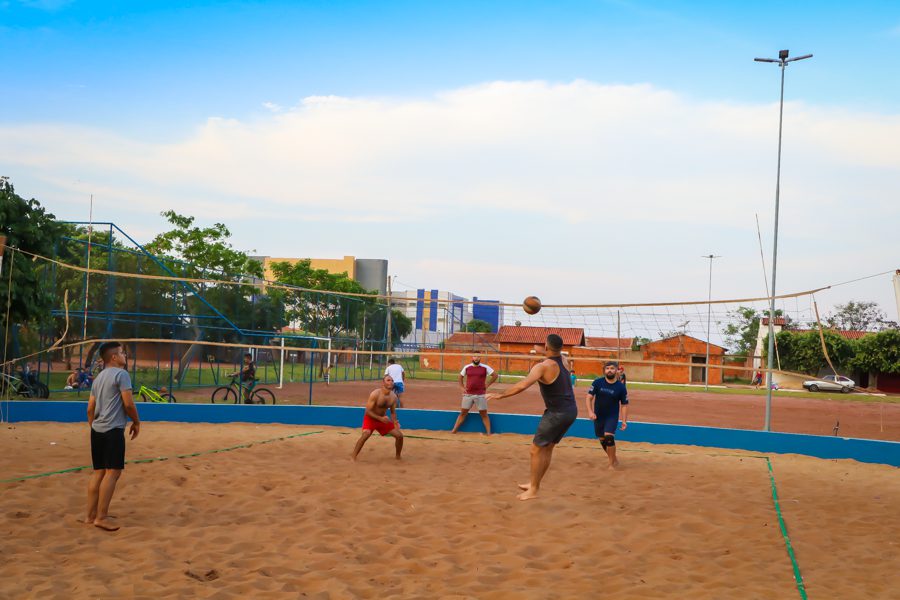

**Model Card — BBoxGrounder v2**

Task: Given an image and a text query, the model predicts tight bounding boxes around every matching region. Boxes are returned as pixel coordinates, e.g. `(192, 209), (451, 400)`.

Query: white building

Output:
(391, 289), (473, 347)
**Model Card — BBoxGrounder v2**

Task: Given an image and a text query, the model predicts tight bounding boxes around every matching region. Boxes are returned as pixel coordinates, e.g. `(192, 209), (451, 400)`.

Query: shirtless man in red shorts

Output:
(351, 374), (404, 461)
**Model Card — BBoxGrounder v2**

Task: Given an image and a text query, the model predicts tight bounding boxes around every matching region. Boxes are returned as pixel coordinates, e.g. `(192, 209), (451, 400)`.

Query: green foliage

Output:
(764, 330), (855, 375)
(465, 318), (493, 333)
(146, 211), (263, 278)
(269, 259), (375, 339)
(631, 336), (651, 350)
(144, 211), (280, 339)
(390, 310), (412, 345)
(0, 178), (67, 329)
(723, 307), (784, 355)
(849, 329), (900, 374)
(825, 300), (897, 332)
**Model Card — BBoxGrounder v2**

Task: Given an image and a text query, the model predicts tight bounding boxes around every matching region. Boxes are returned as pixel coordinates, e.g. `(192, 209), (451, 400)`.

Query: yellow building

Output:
(258, 255), (356, 282)
(253, 255), (388, 294)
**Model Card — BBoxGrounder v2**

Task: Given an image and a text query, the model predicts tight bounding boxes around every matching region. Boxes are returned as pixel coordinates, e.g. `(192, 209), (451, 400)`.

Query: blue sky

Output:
(2, 0), (899, 329)
(5, 1), (900, 130)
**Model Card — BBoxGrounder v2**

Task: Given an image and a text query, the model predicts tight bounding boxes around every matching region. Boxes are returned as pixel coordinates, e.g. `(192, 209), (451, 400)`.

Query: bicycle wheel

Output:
(37, 382), (50, 399)
(139, 391), (152, 403)
(251, 388), (276, 405)
(160, 393), (177, 403)
(211, 386), (237, 404)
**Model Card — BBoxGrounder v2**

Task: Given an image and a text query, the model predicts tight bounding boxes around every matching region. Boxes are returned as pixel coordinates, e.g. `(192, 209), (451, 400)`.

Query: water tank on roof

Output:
(355, 259), (388, 295)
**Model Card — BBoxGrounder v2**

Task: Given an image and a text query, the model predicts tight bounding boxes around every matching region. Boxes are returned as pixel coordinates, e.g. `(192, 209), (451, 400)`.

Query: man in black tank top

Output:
(487, 334), (578, 501)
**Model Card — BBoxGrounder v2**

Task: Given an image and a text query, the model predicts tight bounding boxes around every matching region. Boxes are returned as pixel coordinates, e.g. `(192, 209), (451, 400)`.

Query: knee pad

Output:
(602, 434), (615, 448)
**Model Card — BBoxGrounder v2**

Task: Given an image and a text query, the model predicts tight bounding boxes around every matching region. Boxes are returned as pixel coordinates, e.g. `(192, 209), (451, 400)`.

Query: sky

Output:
(2, 0), (899, 327)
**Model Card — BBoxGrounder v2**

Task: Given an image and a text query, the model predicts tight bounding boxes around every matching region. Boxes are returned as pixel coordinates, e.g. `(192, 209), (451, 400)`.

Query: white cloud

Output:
(3, 80), (898, 225)
(1, 79), (898, 317)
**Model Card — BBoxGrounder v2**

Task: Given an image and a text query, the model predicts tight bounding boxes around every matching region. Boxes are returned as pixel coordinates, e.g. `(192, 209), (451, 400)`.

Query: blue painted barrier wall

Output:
(3, 401), (899, 467)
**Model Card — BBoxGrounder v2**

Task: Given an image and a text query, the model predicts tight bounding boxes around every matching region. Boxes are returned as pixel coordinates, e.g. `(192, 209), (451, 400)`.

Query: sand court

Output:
(2, 422), (898, 599)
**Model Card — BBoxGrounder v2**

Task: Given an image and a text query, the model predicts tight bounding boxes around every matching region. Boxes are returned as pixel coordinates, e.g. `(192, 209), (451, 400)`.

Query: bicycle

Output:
(0, 372), (50, 399)
(210, 377), (276, 405)
(136, 385), (176, 403)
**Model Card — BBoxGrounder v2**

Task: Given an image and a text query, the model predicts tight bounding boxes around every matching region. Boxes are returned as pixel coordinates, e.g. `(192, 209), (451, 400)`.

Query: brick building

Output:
(641, 335), (726, 385)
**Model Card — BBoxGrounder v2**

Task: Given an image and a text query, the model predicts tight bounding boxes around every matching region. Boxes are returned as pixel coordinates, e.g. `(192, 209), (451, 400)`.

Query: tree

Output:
(764, 330), (855, 375)
(849, 329), (900, 374)
(722, 307), (785, 355)
(0, 178), (67, 332)
(389, 310), (412, 345)
(145, 211), (263, 278)
(269, 259), (374, 339)
(825, 301), (897, 332)
(631, 337), (651, 350)
(143, 211), (273, 381)
(465, 319), (493, 333)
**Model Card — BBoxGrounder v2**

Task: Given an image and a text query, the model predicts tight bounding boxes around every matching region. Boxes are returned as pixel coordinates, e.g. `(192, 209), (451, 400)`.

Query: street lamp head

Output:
(754, 58), (778, 63)
(786, 54), (813, 62)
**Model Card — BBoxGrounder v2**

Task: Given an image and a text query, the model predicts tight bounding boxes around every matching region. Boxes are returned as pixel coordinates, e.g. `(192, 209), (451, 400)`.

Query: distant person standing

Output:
(385, 358), (406, 407)
(85, 341), (140, 531)
(752, 370), (763, 389)
(586, 361), (629, 470)
(617, 366), (627, 385)
(451, 352), (499, 435)
(570, 369), (577, 388)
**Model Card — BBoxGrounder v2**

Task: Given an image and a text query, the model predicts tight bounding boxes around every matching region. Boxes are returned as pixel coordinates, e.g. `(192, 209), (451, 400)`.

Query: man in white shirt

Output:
(385, 358), (406, 407)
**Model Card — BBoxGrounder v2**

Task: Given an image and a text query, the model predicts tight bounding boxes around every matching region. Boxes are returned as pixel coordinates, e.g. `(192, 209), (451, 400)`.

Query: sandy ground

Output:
(2, 422), (898, 599)
(169, 378), (900, 441)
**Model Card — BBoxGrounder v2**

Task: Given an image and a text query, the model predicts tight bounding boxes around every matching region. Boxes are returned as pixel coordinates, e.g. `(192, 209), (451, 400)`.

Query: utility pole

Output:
(386, 275), (393, 354)
(701, 255), (721, 391)
(754, 48), (812, 431)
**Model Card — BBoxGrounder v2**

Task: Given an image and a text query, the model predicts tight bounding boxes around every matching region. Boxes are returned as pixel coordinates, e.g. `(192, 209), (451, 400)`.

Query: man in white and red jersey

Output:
(451, 351), (499, 435)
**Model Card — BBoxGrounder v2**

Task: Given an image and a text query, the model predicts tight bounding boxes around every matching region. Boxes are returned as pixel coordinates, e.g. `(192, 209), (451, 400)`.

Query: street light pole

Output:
(702, 255), (721, 392)
(754, 49), (812, 431)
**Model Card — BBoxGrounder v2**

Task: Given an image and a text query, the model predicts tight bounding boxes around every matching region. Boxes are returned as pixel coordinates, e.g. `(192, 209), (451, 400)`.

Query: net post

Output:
(278, 336), (284, 390)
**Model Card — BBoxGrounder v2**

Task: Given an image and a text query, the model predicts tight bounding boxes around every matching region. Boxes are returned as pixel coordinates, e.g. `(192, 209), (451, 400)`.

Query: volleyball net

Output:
(2, 233), (894, 400)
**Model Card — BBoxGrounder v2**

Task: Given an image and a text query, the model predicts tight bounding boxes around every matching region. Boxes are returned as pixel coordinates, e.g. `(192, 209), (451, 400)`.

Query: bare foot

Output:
(94, 519), (120, 532)
(395, 455), (402, 460)
(517, 483), (531, 491)
(517, 488), (539, 501)
(608, 460), (620, 470)
(81, 517), (95, 525)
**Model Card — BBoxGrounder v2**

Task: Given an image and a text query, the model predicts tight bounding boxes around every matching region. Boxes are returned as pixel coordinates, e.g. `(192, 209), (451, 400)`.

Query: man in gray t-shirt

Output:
(85, 341), (140, 532)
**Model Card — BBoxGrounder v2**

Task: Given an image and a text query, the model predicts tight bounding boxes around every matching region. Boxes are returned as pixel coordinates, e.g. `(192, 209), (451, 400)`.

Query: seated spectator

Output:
(64, 368), (81, 390)
(78, 368), (93, 389)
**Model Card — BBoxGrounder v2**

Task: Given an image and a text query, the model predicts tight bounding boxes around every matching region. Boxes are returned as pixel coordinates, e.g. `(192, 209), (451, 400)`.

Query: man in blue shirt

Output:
(585, 361), (629, 470)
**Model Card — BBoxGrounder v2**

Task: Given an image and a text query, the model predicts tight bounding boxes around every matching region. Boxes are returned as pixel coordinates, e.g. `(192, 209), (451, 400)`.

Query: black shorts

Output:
(91, 427), (126, 470)
(593, 409), (620, 437)
(533, 409), (578, 447)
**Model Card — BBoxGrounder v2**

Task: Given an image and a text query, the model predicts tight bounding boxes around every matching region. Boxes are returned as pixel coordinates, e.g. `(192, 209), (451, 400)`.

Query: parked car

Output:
(803, 375), (855, 393)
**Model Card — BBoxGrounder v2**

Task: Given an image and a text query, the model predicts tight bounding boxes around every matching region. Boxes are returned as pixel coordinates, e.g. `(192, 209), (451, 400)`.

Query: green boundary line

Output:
(0, 430), (323, 484)
(766, 457), (808, 600)
(407, 433), (807, 598)
(3, 427), (807, 598)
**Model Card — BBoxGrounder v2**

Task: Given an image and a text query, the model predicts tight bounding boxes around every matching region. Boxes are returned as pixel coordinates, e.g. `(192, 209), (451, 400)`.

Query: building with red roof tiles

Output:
(584, 336), (634, 350)
(495, 326), (585, 346)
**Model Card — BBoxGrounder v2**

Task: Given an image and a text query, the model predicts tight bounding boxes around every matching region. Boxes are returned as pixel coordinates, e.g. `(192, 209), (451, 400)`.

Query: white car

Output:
(803, 375), (855, 393)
